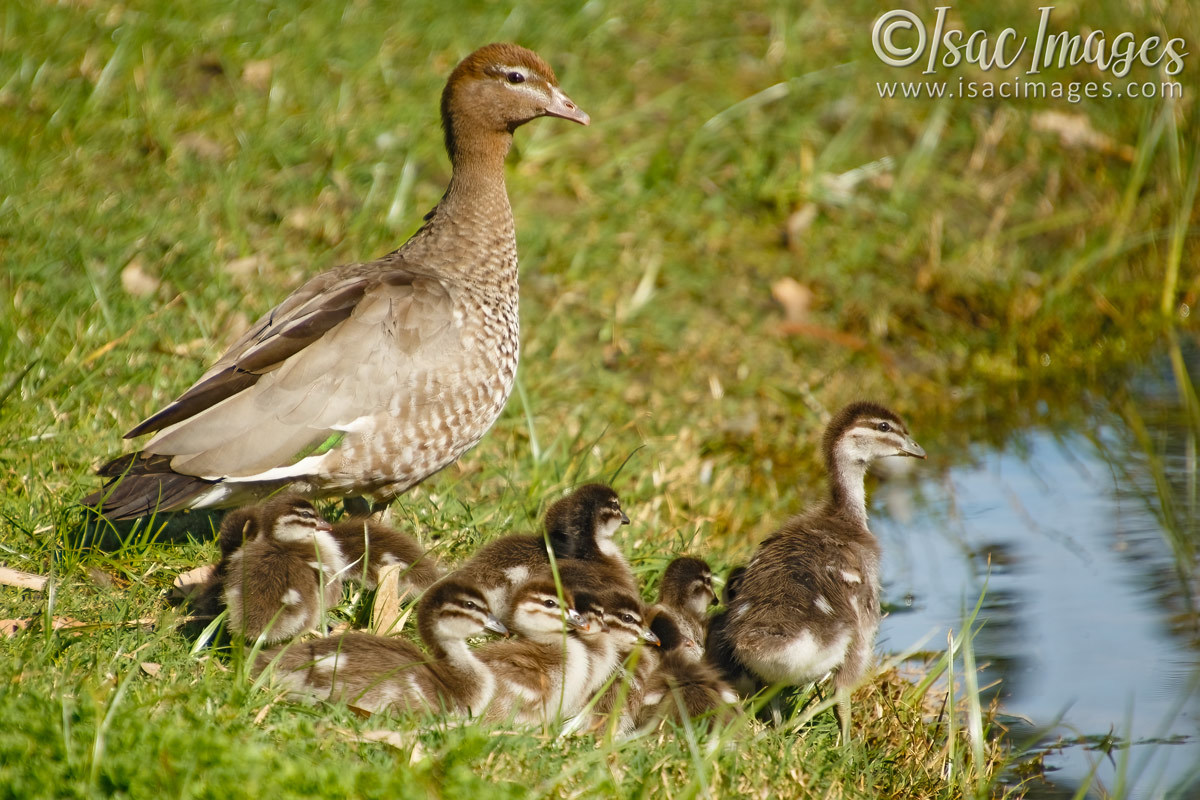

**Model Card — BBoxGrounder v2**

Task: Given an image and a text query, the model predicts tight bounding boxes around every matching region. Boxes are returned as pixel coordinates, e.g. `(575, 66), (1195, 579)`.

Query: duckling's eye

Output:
(543, 599), (557, 609)
(877, 422), (891, 432)
(463, 600), (479, 611)
(620, 613), (635, 624)
(506, 71), (525, 84)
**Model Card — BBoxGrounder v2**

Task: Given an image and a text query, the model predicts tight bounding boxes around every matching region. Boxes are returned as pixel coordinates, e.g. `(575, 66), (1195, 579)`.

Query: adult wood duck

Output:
(222, 494), (346, 644)
(84, 43), (589, 519)
(259, 575), (506, 715)
(725, 402), (925, 740)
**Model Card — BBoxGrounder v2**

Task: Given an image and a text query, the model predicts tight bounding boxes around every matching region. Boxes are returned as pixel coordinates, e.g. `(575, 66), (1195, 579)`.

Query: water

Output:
(875, 338), (1199, 798)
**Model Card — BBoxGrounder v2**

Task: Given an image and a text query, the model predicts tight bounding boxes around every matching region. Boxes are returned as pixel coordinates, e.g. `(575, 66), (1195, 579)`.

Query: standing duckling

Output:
(477, 575), (590, 725)
(84, 43), (590, 519)
(331, 517), (441, 591)
(259, 576), (506, 715)
(223, 494), (346, 644)
(726, 402), (925, 739)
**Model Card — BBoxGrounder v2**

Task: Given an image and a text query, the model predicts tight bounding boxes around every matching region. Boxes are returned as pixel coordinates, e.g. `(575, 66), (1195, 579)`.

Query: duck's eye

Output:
(463, 601), (478, 611)
(620, 614), (634, 624)
(877, 422), (891, 432)
(506, 71), (525, 84)
(543, 599), (557, 609)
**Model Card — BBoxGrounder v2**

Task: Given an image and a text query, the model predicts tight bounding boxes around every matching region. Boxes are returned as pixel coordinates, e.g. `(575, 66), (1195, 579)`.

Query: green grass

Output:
(1, 0), (1197, 796)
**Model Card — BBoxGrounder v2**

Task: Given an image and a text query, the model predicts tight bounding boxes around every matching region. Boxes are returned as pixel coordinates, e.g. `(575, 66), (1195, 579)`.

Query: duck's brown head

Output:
(418, 576), (508, 646)
(259, 494), (332, 544)
(545, 484), (628, 558)
(441, 43), (589, 159)
(659, 556), (717, 618)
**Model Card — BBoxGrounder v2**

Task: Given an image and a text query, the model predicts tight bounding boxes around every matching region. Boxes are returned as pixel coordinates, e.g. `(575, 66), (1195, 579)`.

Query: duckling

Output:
(84, 43), (590, 520)
(726, 402), (925, 739)
(704, 565), (756, 695)
(449, 484), (630, 625)
(223, 494), (347, 644)
(218, 506), (260, 557)
(259, 575), (506, 715)
(652, 556), (717, 649)
(331, 517), (441, 591)
(177, 505), (264, 616)
(548, 484), (634, 591)
(477, 575), (591, 724)
(640, 611), (739, 729)
(563, 589), (660, 735)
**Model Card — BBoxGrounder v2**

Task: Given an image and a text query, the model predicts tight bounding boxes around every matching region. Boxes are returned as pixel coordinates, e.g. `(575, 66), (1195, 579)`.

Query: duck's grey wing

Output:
(130, 263), (460, 478)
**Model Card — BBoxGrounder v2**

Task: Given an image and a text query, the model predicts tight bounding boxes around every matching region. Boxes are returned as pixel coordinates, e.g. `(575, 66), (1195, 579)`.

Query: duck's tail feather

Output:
(82, 452), (222, 520)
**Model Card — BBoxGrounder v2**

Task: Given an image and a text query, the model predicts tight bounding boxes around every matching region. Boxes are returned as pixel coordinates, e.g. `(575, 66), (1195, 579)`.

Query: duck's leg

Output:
(343, 496), (371, 517)
(833, 685), (851, 744)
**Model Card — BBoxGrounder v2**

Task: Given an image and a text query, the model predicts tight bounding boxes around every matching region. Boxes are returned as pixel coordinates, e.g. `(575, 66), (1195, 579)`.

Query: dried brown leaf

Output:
(173, 564), (217, 598)
(1030, 110), (1135, 161)
(139, 662), (162, 677)
(1, 618), (29, 638)
(784, 203), (817, 252)
(0, 567), (47, 591)
(175, 132), (226, 162)
(771, 277), (812, 324)
(370, 565), (413, 636)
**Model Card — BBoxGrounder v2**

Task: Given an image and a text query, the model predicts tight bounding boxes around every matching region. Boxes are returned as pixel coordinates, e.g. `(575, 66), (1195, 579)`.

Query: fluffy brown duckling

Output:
(222, 494), (346, 644)
(84, 43), (590, 520)
(725, 402), (925, 739)
(651, 556), (717, 649)
(448, 484), (629, 625)
(331, 517), (441, 591)
(640, 611), (738, 729)
(477, 575), (591, 725)
(259, 575), (506, 715)
(548, 484), (634, 591)
(562, 589), (660, 736)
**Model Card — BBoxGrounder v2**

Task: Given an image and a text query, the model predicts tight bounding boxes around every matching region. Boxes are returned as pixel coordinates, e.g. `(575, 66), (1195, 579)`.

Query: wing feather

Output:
(133, 264), (461, 479)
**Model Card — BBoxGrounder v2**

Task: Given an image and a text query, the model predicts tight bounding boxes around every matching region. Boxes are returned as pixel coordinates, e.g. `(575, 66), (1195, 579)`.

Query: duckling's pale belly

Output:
(738, 629), (852, 685)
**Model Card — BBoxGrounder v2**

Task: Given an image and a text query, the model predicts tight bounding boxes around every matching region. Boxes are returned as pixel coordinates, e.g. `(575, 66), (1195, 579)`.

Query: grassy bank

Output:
(1, 0), (1196, 796)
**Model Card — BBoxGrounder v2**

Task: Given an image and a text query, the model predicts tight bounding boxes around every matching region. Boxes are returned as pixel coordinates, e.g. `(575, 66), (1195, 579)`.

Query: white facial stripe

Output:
(496, 64), (539, 81)
(504, 81), (550, 104)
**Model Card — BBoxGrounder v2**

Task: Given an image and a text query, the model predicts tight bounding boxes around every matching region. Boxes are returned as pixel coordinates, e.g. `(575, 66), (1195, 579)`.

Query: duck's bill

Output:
(566, 608), (588, 630)
(484, 616), (509, 636)
(899, 437), (927, 459)
(544, 87), (590, 125)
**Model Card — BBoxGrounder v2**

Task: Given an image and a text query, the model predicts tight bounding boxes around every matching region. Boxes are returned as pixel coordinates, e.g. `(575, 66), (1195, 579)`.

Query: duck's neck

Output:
(825, 442), (871, 528)
(554, 635), (592, 718)
(435, 637), (497, 715)
(582, 634), (619, 695)
(436, 129), (515, 236)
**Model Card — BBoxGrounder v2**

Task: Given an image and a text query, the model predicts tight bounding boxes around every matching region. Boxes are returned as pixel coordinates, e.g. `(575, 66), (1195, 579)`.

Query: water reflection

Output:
(876, 334), (1199, 798)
